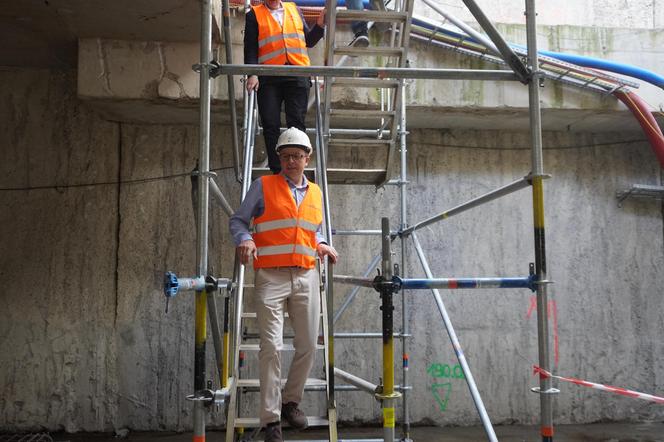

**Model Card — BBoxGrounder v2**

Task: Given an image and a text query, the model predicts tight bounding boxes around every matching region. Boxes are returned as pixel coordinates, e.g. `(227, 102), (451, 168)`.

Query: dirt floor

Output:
(21, 422), (662, 441)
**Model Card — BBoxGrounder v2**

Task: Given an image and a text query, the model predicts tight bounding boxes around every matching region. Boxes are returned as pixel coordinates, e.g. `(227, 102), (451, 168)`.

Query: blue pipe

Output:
(537, 50), (664, 89)
(294, 0), (664, 89)
(398, 276), (536, 291)
(411, 17), (473, 44)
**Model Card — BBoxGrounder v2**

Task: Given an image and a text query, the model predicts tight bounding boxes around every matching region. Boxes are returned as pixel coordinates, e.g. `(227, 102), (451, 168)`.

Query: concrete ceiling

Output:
(0, 0), (219, 68)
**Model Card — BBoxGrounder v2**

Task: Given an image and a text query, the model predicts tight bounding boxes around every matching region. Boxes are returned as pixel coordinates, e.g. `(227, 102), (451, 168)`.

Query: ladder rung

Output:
(243, 312), (291, 318)
(242, 311), (323, 318)
(326, 169), (387, 185)
(329, 109), (396, 119)
(239, 343), (326, 351)
(237, 378), (327, 388)
(334, 46), (404, 57)
(335, 10), (409, 23)
(234, 416), (330, 428)
(332, 78), (400, 88)
(328, 138), (392, 146)
(252, 168), (316, 182)
(251, 167), (272, 178)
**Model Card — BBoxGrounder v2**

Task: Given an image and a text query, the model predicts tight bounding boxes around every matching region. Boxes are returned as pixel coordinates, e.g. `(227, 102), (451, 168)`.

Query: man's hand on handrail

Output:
(317, 243), (338, 264)
(237, 239), (258, 264)
(246, 75), (259, 91)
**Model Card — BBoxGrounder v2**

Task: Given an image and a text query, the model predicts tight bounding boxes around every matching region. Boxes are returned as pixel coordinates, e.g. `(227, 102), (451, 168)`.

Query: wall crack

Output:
(96, 38), (113, 96)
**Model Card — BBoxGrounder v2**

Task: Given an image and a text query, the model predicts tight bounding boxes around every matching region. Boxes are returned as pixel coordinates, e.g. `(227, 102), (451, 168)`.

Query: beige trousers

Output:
(255, 267), (320, 426)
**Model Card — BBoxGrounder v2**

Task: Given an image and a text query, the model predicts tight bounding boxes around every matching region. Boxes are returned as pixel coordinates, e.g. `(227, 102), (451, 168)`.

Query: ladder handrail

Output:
(225, 87), (257, 442)
(226, 86), (339, 440)
(228, 88), (256, 384)
(220, 0), (241, 182)
(313, 75), (338, 440)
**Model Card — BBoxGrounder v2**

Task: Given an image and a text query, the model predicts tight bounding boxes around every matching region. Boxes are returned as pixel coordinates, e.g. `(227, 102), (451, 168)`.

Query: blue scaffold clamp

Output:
(164, 271), (180, 299)
(527, 273), (537, 292)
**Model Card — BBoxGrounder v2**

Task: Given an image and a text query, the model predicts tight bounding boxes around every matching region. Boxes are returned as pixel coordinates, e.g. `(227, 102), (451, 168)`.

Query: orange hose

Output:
(614, 90), (664, 168)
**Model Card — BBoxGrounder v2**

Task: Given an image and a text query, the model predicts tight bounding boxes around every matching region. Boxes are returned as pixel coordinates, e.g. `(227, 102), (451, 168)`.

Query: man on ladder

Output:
(229, 128), (339, 442)
(244, 0), (326, 174)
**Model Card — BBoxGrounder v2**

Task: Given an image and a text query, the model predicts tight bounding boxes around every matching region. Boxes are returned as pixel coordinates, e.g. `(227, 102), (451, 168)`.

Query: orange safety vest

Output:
(253, 2), (311, 66)
(253, 174), (322, 269)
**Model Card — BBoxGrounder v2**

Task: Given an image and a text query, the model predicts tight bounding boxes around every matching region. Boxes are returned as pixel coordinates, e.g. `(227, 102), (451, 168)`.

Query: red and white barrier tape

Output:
(533, 366), (664, 404)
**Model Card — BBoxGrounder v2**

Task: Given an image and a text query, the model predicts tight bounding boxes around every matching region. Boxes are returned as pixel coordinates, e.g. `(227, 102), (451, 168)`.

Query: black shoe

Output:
(350, 30), (370, 48)
(281, 401), (308, 429)
(264, 422), (283, 442)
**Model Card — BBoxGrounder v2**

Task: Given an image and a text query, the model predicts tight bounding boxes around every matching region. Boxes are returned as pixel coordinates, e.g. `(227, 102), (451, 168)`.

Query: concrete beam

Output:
(76, 19), (664, 131)
(77, 38), (243, 123)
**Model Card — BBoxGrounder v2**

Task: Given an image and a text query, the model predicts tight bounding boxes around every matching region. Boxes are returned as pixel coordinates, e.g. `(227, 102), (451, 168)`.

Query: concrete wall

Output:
(1, 67), (663, 432)
(0, 68), (234, 432)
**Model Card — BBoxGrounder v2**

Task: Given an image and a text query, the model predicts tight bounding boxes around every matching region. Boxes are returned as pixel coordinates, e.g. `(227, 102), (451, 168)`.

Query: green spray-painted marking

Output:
(431, 382), (452, 412)
(427, 363), (465, 379)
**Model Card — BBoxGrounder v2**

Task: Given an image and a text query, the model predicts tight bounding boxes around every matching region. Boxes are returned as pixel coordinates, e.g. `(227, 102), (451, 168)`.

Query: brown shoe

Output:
(264, 422), (283, 442)
(281, 401), (308, 429)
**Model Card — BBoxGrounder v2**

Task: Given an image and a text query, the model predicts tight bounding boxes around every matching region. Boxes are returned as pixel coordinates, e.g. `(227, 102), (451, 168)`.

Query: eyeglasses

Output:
(279, 153), (307, 162)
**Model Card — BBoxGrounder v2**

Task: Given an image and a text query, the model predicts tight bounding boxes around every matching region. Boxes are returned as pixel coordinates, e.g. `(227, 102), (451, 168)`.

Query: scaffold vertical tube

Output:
(526, 2), (554, 440)
(221, 293), (230, 387)
(193, 0), (212, 440)
(241, 91), (256, 196)
(227, 259), (241, 384)
(314, 78), (338, 441)
(321, 0), (339, 147)
(227, 91), (257, 441)
(398, 79), (411, 441)
(207, 292), (224, 383)
(380, 218), (396, 442)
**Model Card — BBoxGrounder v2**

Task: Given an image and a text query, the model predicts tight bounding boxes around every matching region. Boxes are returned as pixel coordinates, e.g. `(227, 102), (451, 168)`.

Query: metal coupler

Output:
(371, 273), (402, 294)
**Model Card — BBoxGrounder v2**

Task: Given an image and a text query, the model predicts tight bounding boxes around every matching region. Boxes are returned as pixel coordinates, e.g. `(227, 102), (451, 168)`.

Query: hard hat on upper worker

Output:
(275, 127), (312, 155)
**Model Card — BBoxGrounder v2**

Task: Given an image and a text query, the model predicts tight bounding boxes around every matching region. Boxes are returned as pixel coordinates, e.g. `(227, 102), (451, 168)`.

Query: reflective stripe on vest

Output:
(257, 244), (317, 257)
(254, 217), (319, 233)
(258, 47), (308, 64)
(253, 2), (310, 66)
(258, 33), (302, 47)
(253, 174), (322, 269)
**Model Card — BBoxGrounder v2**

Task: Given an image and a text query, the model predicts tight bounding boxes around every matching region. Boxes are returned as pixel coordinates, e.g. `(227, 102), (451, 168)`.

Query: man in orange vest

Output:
(244, 0), (326, 174)
(229, 127), (339, 442)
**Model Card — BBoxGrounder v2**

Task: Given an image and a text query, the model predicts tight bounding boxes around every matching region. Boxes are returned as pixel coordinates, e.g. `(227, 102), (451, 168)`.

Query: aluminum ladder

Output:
(223, 90), (338, 442)
(320, 0), (415, 186)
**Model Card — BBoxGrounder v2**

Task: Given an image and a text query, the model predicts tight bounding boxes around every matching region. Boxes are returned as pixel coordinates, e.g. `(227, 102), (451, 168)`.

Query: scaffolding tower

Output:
(164, 0), (558, 441)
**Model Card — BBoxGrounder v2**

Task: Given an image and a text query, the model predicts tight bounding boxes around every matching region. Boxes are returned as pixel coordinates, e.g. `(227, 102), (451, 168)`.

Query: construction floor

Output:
(38, 422), (664, 441)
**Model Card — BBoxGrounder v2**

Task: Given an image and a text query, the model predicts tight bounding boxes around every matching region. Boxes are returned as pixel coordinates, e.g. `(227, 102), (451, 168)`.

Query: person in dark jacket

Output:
(244, 0), (325, 173)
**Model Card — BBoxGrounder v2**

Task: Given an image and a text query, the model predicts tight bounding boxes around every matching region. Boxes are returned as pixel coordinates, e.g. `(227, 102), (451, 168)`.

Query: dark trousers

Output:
(257, 77), (310, 173)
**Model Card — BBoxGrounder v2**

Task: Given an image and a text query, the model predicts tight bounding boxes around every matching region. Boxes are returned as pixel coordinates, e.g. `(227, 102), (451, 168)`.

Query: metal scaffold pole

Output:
(525, 0), (556, 440)
(219, 63), (518, 81)
(398, 79), (411, 441)
(225, 90), (256, 442)
(378, 218), (398, 442)
(314, 76), (338, 441)
(194, 0), (212, 441)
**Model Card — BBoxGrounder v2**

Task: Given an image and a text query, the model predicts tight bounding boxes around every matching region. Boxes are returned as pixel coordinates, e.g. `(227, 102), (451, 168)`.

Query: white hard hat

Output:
(275, 127), (312, 154)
